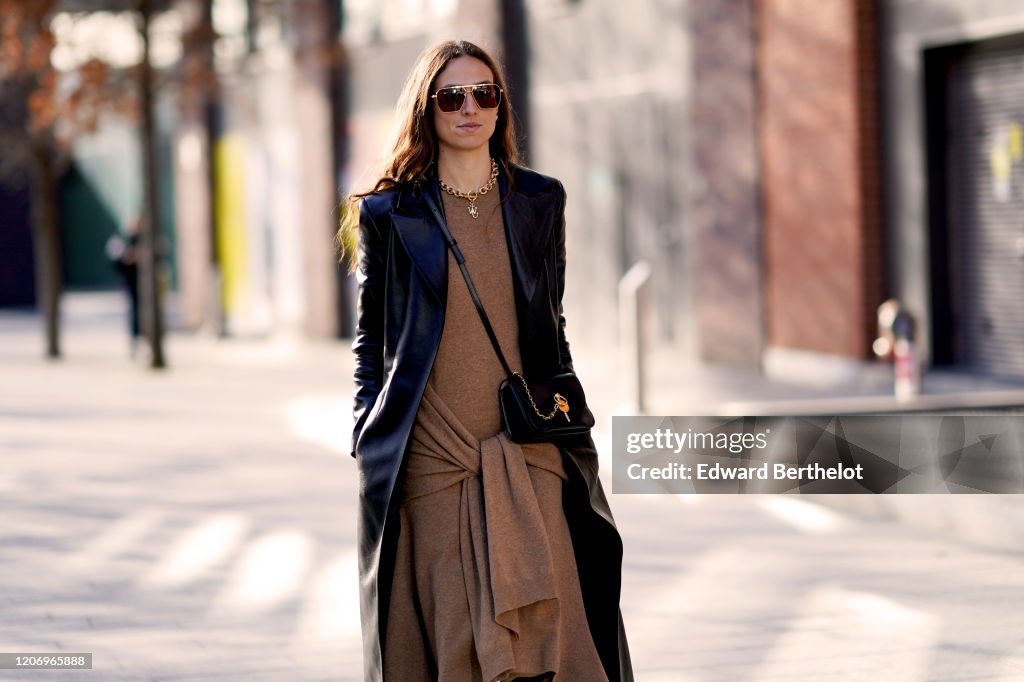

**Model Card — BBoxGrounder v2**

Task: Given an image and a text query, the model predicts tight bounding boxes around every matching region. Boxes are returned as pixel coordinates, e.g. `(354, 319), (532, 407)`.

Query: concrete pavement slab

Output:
(2, 294), (1023, 680)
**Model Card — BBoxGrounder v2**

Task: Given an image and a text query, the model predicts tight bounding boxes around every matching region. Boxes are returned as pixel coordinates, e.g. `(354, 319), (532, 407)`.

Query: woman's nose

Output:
(461, 89), (478, 113)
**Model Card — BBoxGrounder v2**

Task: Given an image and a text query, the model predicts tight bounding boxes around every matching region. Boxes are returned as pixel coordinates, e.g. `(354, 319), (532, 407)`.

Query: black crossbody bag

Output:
(424, 187), (595, 444)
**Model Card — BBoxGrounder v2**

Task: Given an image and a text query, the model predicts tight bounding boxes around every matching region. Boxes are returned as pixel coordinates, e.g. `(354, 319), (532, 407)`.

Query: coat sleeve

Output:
(554, 182), (575, 373)
(351, 198), (386, 458)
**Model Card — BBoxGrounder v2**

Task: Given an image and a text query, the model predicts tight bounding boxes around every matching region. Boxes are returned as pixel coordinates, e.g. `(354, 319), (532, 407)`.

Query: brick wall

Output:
(759, 0), (883, 358)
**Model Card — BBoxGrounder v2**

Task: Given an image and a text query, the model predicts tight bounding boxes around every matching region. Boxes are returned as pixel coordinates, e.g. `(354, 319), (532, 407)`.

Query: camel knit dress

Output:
(381, 186), (608, 682)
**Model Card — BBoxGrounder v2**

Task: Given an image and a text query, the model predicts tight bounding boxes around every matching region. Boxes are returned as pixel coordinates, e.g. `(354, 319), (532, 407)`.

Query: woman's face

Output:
(431, 56), (498, 157)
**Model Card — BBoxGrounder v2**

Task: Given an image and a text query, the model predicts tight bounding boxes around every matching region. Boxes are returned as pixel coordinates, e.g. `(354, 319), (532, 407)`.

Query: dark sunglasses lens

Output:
(473, 85), (500, 109)
(436, 88), (465, 112)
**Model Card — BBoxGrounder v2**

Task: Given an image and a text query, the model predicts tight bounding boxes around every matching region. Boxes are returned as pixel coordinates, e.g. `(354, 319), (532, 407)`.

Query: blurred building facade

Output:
(883, 0), (1024, 379)
(4, 0), (1023, 383)
(171, 0), (344, 338)
(341, 0), (1024, 384)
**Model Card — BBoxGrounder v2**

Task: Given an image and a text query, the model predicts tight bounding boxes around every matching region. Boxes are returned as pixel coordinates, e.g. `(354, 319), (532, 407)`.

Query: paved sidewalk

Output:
(565, 321), (1024, 555)
(1, 294), (1023, 680)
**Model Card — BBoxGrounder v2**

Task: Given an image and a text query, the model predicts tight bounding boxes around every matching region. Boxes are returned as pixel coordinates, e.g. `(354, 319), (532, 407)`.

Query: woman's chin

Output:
(440, 139), (491, 155)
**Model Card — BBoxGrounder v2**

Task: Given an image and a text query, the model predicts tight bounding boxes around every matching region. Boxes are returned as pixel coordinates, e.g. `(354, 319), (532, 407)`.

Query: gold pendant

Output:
(468, 202), (479, 218)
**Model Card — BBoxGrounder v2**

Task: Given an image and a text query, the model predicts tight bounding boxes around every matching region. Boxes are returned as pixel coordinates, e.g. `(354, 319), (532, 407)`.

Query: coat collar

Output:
(391, 163), (552, 307)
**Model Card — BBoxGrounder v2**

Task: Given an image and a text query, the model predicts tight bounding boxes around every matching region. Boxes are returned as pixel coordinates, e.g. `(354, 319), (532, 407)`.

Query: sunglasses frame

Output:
(430, 83), (503, 113)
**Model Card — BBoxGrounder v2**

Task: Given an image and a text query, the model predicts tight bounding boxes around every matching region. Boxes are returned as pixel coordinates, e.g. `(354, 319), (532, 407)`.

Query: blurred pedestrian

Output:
(105, 216), (141, 358)
(340, 40), (632, 682)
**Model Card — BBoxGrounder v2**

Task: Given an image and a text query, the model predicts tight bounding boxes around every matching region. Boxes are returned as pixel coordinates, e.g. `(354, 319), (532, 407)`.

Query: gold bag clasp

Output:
(554, 393), (570, 421)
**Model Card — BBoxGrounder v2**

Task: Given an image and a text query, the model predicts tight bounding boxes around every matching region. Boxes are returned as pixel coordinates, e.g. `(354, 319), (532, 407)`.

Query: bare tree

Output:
(2, 0), (349, 361)
(0, 0), (188, 367)
(0, 0), (137, 359)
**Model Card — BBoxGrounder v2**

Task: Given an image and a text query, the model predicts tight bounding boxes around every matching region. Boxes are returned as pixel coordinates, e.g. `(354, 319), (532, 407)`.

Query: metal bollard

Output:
(618, 261), (652, 414)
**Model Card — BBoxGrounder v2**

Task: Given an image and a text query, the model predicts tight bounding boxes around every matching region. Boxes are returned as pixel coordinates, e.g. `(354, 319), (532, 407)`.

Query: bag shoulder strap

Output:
(422, 184), (517, 381)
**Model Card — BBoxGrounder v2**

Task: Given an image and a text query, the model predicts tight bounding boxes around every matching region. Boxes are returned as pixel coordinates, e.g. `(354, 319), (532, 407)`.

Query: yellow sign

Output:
(214, 134), (248, 314)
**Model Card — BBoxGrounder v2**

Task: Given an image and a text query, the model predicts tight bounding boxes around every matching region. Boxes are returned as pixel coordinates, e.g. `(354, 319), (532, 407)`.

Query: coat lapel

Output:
(499, 167), (549, 307)
(392, 183), (447, 305)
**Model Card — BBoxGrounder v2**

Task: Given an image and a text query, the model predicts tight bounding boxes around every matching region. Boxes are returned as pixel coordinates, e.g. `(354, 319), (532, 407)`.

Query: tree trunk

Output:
(28, 138), (62, 360)
(139, 0), (167, 368)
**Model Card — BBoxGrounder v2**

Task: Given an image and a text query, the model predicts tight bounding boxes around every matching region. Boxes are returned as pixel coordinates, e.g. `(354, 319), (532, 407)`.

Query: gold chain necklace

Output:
(439, 158), (499, 219)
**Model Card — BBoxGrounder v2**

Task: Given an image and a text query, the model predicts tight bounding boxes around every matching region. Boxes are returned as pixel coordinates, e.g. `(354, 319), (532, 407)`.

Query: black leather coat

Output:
(351, 163), (633, 681)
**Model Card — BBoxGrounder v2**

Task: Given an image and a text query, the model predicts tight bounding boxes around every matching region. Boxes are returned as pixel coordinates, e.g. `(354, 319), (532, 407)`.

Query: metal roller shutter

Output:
(947, 37), (1024, 378)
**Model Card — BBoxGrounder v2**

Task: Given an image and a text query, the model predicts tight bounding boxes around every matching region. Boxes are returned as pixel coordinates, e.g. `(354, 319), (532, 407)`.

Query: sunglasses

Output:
(431, 83), (502, 113)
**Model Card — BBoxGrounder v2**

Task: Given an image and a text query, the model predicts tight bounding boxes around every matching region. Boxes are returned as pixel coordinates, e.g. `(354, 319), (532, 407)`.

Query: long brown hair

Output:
(336, 40), (522, 265)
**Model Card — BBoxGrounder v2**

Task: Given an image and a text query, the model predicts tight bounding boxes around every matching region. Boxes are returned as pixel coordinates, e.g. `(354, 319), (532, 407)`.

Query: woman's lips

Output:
(458, 123), (481, 131)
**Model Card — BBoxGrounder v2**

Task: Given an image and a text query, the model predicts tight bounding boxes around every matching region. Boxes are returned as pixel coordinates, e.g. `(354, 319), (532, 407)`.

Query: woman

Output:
(340, 40), (632, 682)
